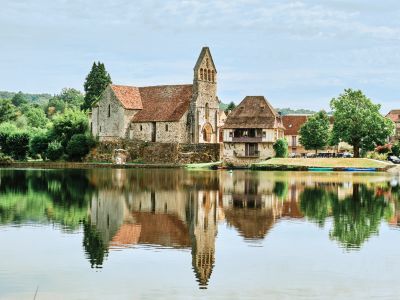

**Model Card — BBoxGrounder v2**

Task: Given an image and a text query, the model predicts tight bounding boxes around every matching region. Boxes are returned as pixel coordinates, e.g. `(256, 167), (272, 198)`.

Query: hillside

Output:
(0, 91), (52, 105)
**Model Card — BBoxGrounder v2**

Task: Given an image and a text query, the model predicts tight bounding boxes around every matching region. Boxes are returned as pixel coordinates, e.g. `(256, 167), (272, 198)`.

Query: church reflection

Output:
(1, 168), (399, 287)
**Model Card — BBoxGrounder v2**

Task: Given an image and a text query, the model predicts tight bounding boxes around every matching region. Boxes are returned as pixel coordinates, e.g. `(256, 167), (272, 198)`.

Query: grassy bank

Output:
(253, 158), (391, 169)
(0, 161), (183, 169)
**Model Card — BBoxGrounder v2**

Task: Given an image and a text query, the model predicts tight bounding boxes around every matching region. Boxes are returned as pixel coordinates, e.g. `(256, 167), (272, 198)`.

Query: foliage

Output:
(299, 111), (330, 153)
(5, 131), (30, 160)
(51, 109), (89, 147)
(11, 91), (28, 107)
(30, 131), (50, 159)
(277, 108), (317, 115)
(273, 138), (288, 158)
(392, 142), (400, 157)
(66, 134), (95, 161)
(46, 88), (84, 116)
(83, 220), (109, 268)
(0, 122), (18, 153)
(23, 105), (48, 128)
(300, 188), (332, 227)
(330, 89), (395, 157)
(47, 141), (64, 161)
(0, 91), (51, 104)
(82, 62), (112, 111)
(224, 101), (236, 114)
(366, 152), (387, 161)
(0, 153), (13, 165)
(0, 99), (17, 122)
(273, 181), (288, 199)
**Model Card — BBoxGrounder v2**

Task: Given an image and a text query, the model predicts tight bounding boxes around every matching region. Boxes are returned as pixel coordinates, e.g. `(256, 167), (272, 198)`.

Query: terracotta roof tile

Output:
(223, 96), (283, 129)
(386, 109), (400, 122)
(111, 85), (143, 110)
(282, 115), (308, 135)
(132, 84), (193, 122)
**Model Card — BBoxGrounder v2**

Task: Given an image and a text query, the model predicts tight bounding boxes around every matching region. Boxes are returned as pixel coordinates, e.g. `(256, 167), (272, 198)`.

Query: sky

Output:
(1, 0), (400, 112)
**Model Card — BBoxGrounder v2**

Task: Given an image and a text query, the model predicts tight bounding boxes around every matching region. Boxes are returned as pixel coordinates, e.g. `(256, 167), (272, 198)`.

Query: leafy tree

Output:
(0, 122), (17, 155)
(225, 101), (236, 114)
(46, 88), (84, 116)
(0, 99), (17, 122)
(50, 109), (89, 147)
(30, 131), (50, 159)
(299, 111), (330, 154)
(82, 62), (112, 111)
(392, 142), (400, 157)
(11, 91), (28, 107)
(83, 220), (109, 268)
(273, 138), (288, 158)
(6, 131), (30, 160)
(47, 141), (64, 161)
(66, 134), (94, 161)
(330, 89), (395, 157)
(300, 187), (332, 227)
(23, 105), (48, 128)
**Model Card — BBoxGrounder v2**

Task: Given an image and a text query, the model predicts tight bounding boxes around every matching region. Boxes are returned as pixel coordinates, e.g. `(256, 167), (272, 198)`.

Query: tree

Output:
(46, 88), (84, 116)
(11, 91), (28, 107)
(225, 102), (236, 114)
(299, 111), (330, 154)
(392, 142), (400, 157)
(47, 141), (64, 161)
(6, 131), (30, 160)
(82, 62), (112, 111)
(273, 138), (288, 158)
(330, 89), (395, 157)
(23, 105), (48, 128)
(30, 131), (50, 159)
(0, 99), (17, 122)
(66, 134), (94, 161)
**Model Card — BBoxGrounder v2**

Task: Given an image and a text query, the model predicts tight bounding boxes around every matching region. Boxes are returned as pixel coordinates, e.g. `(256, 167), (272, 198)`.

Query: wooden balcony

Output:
(231, 136), (262, 143)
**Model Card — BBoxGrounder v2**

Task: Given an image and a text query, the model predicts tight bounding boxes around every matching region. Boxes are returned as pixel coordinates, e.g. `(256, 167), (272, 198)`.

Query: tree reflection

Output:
(82, 219), (109, 268)
(300, 187), (333, 227)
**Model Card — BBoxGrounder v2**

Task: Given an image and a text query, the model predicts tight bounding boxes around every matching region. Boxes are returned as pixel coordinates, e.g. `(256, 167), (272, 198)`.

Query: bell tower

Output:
(189, 47), (219, 143)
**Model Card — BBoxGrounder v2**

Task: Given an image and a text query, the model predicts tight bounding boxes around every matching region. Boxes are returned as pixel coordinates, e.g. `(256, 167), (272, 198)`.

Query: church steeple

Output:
(193, 47), (217, 84)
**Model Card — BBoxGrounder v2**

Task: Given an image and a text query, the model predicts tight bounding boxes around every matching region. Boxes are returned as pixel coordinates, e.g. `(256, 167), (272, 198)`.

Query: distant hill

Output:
(0, 91), (52, 105)
(276, 108), (317, 115)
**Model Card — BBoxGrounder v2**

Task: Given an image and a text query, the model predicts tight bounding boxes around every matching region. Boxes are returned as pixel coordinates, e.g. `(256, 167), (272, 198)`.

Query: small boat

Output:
(308, 167), (334, 172)
(185, 161), (222, 169)
(343, 167), (376, 172)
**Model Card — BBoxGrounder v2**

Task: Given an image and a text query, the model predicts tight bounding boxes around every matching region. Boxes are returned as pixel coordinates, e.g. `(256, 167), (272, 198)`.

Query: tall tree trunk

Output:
(353, 145), (360, 158)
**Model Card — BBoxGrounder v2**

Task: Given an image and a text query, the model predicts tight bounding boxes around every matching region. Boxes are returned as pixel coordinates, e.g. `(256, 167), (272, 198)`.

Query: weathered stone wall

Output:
(222, 142), (274, 165)
(86, 140), (222, 164)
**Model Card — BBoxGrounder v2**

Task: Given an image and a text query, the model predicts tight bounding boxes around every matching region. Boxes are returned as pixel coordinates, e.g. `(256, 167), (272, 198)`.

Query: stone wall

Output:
(86, 140), (222, 164)
(222, 142), (274, 165)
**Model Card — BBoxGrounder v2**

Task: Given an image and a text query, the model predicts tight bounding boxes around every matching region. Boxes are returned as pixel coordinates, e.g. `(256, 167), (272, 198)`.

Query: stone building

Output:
(222, 96), (285, 164)
(90, 47), (219, 144)
(386, 109), (400, 142)
(282, 115), (309, 154)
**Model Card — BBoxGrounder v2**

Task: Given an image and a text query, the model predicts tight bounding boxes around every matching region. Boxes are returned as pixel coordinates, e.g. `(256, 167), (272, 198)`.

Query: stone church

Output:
(90, 47), (219, 144)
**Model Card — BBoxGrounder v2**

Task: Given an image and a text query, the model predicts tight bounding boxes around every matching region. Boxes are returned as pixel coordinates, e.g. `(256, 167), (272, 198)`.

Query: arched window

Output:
(208, 70), (211, 82)
(204, 69), (208, 81)
(108, 104), (111, 117)
(200, 68), (204, 80)
(211, 70), (215, 82)
(205, 103), (209, 120)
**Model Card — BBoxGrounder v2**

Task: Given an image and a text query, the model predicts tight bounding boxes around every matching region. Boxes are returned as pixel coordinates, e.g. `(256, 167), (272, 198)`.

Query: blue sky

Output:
(1, 0), (400, 112)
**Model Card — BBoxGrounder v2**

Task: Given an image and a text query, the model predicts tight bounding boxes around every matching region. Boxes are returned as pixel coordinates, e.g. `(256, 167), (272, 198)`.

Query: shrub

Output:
(375, 144), (391, 154)
(273, 138), (288, 158)
(30, 131), (50, 159)
(0, 122), (17, 154)
(0, 153), (13, 165)
(392, 142), (400, 157)
(66, 134), (94, 161)
(6, 131), (30, 160)
(366, 151), (387, 161)
(47, 141), (64, 161)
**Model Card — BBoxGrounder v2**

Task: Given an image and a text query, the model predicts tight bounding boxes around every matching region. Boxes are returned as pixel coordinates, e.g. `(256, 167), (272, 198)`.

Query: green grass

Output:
(254, 158), (390, 168)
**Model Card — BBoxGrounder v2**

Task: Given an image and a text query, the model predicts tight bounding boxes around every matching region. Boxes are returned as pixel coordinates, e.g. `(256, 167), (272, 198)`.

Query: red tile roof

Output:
(132, 85), (193, 122)
(386, 109), (400, 122)
(111, 85), (143, 110)
(282, 115), (308, 135)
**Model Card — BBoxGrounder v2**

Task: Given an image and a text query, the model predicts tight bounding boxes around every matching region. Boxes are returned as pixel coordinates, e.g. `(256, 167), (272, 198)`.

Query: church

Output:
(90, 47), (219, 144)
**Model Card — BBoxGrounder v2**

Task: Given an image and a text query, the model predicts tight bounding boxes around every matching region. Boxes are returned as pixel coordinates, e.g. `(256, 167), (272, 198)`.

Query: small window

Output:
(208, 70), (211, 82)
(99, 126), (102, 132)
(229, 131), (233, 137)
(140, 125), (142, 131)
(165, 124), (168, 131)
(108, 104), (111, 117)
(205, 69), (208, 81)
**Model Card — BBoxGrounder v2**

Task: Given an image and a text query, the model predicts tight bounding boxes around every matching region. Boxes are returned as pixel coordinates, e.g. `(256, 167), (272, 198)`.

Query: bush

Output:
(51, 109), (89, 147)
(47, 141), (64, 161)
(0, 122), (17, 154)
(366, 151), (387, 161)
(273, 138), (288, 158)
(66, 134), (94, 161)
(30, 131), (50, 159)
(375, 144), (391, 154)
(0, 153), (13, 165)
(392, 142), (400, 157)
(6, 131), (30, 160)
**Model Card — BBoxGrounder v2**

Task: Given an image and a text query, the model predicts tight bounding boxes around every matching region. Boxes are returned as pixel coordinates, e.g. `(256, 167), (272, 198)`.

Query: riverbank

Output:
(0, 161), (183, 169)
(251, 158), (393, 171)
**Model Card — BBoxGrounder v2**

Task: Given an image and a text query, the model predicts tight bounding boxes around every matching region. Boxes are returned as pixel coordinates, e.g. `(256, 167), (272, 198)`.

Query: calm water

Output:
(0, 168), (400, 299)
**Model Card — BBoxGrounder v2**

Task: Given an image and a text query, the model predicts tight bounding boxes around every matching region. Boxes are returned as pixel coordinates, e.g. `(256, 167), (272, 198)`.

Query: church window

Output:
(108, 104), (111, 117)
(211, 70), (215, 82)
(205, 69), (208, 81)
(205, 103), (209, 120)
(200, 68), (204, 80)
(208, 70), (211, 82)
(165, 124), (169, 131)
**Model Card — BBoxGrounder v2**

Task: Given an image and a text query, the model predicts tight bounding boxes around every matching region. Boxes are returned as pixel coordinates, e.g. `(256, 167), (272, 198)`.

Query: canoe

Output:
(185, 161), (222, 169)
(343, 168), (376, 172)
(308, 167), (334, 172)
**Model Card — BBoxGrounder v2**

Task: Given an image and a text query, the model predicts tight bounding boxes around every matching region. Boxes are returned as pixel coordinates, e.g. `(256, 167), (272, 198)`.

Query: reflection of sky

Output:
(1, 221), (400, 299)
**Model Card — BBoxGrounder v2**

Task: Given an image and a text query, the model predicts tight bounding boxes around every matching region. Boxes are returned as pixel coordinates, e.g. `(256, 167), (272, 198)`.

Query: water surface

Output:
(0, 168), (399, 299)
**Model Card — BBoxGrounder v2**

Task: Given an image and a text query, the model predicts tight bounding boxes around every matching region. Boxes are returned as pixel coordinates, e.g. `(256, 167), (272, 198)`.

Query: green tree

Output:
(11, 91), (28, 107)
(299, 111), (330, 154)
(0, 99), (17, 122)
(50, 109), (89, 147)
(23, 105), (48, 128)
(330, 89), (394, 157)
(46, 88), (84, 116)
(392, 142), (400, 157)
(30, 131), (50, 159)
(82, 62), (112, 111)
(273, 138), (288, 158)
(66, 134), (94, 161)
(225, 101), (236, 114)
(47, 141), (64, 161)
(6, 131), (30, 160)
